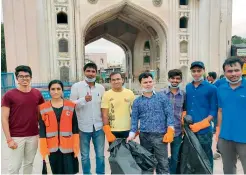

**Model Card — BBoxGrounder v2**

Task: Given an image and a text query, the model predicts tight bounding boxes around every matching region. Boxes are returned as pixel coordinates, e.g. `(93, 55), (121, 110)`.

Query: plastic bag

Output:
(108, 139), (142, 174)
(177, 115), (212, 174)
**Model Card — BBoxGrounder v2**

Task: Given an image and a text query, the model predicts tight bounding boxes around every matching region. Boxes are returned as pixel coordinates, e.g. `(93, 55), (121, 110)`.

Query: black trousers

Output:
(49, 150), (79, 174)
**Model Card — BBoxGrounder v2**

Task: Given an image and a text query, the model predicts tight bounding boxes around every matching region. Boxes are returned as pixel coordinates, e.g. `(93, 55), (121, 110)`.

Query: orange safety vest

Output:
(39, 100), (76, 153)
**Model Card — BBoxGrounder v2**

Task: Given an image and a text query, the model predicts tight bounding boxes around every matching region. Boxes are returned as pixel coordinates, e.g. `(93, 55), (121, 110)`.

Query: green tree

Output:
(1, 23), (7, 72)
(231, 35), (246, 45)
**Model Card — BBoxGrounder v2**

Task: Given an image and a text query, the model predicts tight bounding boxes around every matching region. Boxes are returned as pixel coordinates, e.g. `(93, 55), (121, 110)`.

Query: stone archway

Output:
(80, 1), (168, 82)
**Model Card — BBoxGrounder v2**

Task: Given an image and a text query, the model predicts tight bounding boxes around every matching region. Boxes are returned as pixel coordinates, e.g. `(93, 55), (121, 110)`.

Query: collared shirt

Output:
(214, 78), (227, 88)
(162, 88), (186, 136)
(218, 79), (246, 143)
(70, 80), (105, 132)
(130, 92), (174, 134)
(186, 80), (217, 134)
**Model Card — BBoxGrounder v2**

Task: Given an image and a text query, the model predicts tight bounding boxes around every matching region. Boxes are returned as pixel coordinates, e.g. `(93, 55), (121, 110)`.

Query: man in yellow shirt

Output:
(101, 72), (135, 142)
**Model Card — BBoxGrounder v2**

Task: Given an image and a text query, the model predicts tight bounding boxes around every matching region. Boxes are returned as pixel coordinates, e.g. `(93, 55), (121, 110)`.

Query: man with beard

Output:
(70, 63), (105, 174)
(162, 69), (186, 174)
(216, 57), (246, 174)
(127, 72), (174, 174)
(185, 61), (217, 171)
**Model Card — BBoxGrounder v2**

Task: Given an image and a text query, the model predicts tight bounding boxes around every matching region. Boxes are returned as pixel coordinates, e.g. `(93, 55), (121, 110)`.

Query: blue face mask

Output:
(168, 82), (180, 89)
(85, 76), (96, 83)
(226, 77), (242, 84)
(192, 76), (204, 82)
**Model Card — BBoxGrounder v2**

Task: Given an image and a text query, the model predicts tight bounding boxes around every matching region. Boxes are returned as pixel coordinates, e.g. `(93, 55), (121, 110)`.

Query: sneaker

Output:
(213, 152), (221, 160)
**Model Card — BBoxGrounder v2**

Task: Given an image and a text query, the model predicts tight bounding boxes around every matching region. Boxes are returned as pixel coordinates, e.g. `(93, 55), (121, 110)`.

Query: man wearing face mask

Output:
(127, 72), (174, 174)
(162, 69), (186, 174)
(70, 63), (105, 174)
(186, 61), (217, 171)
(216, 57), (246, 174)
(101, 72), (135, 143)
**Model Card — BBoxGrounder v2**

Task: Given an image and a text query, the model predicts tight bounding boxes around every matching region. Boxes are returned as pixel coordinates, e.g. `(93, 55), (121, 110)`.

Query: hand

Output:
(163, 127), (175, 143)
(103, 125), (116, 142)
(85, 92), (92, 102)
(189, 118), (210, 133)
(8, 140), (18, 149)
(126, 136), (134, 143)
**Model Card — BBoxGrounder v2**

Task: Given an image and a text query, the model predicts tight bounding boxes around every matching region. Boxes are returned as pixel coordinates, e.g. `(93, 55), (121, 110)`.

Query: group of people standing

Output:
(1, 57), (246, 174)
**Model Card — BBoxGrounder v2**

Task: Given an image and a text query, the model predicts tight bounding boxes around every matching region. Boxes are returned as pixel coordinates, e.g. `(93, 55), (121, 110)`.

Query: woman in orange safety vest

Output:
(39, 80), (79, 174)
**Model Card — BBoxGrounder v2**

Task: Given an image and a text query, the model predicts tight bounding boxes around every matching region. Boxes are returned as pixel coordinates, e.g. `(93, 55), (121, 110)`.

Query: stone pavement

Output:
(1, 130), (244, 174)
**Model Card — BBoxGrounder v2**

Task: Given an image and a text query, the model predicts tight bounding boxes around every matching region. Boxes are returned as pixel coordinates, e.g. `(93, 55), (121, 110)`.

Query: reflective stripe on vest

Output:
(60, 132), (73, 136)
(46, 131), (58, 137)
(59, 147), (73, 153)
(49, 147), (59, 153)
(63, 106), (74, 112)
(40, 107), (53, 115)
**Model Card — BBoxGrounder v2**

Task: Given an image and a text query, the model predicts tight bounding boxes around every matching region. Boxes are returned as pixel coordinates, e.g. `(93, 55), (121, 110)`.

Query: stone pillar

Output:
(198, 0), (210, 67)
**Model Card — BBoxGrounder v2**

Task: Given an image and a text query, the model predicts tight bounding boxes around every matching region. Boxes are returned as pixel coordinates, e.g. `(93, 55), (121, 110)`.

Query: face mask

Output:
(85, 76), (96, 83)
(142, 87), (154, 93)
(192, 76), (204, 82)
(226, 77), (242, 84)
(168, 82), (180, 89)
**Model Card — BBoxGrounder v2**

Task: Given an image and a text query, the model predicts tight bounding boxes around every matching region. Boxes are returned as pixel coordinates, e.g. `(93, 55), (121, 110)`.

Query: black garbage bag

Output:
(177, 115), (212, 174)
(42, 160), (47, 174)
(108, 139), (142, 174)
(126, 141), (158, 172)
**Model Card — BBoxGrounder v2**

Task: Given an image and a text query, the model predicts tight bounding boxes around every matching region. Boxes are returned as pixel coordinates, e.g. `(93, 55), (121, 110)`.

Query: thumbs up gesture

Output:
(85, 92), (92, 102)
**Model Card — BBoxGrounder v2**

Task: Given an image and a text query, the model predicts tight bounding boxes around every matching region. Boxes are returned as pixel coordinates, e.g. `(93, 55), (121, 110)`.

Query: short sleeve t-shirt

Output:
(101, 88), (135, 131)
(1, 88), (45, 137)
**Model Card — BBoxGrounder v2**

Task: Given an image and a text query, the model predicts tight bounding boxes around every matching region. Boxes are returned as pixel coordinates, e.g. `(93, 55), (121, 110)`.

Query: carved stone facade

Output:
(3, 0), (232, 83)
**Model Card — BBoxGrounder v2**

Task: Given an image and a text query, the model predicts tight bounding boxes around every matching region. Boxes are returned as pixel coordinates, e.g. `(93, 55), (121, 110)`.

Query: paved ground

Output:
(1, 130), (244, 174)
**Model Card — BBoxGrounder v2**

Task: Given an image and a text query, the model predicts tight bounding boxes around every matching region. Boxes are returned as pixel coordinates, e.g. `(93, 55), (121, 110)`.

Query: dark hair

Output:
(222, 57), (244, 72)
(168, 69), (182, 79)
(83, 63), (97, 72)
(48, 80), (64, 91)
(208, 72), (217, 80)
(15, 65), (32, 78)
(109, 72), (122, 80)
(138, 72), (153, 83)
(219, 75), (224, 79)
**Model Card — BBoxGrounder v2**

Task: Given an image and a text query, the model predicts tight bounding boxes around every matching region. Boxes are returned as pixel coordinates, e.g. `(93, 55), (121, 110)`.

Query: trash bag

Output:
(108, 139), (142, 174)
(126, 141), (158, 172)
(42, 160), (47, 174)
(177, 115), (212, 174)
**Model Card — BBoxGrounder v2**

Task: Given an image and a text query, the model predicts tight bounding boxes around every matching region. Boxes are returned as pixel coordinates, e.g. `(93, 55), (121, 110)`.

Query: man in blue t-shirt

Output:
(217, 57), (246, 174)
(186, 61), (217, 171)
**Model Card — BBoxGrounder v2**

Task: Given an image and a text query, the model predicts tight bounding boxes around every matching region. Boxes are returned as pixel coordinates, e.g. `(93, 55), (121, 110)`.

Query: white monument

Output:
(2, 0), (232, 84)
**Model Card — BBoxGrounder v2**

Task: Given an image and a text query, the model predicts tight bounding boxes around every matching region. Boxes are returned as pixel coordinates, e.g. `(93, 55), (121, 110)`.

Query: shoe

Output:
(213, 152), (221, 160)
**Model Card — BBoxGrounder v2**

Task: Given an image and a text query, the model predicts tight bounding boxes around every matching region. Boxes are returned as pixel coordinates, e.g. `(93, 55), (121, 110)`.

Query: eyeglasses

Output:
(17, 75), (31, 79)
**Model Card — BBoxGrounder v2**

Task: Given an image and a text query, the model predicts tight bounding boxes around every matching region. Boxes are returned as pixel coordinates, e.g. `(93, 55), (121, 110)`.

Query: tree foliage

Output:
(1, 23), (7, 72)
(232, 35), (246, 45)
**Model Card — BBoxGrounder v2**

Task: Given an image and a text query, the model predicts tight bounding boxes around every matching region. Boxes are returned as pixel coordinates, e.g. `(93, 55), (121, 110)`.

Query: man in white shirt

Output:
(70, 63), (105, 174)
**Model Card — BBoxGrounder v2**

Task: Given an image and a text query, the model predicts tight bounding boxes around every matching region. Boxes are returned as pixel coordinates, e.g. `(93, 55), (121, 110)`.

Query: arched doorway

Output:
(79, 1), (168, 83)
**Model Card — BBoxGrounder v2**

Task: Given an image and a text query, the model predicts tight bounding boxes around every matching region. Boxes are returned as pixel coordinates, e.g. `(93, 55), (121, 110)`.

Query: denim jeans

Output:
(140, 132), (169, 174)
(170, 134), (182, 174)
(79, 129), (105, 174)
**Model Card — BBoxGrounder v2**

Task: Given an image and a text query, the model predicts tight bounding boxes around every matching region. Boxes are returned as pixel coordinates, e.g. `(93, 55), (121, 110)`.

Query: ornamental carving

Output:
(152, 0), (162, 7)
(88, 0), (98, 4)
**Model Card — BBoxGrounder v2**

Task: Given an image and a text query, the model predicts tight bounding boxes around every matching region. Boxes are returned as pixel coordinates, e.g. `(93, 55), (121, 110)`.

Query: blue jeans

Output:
(79, 129), (105, 174)
(170, 135), (182, 174)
